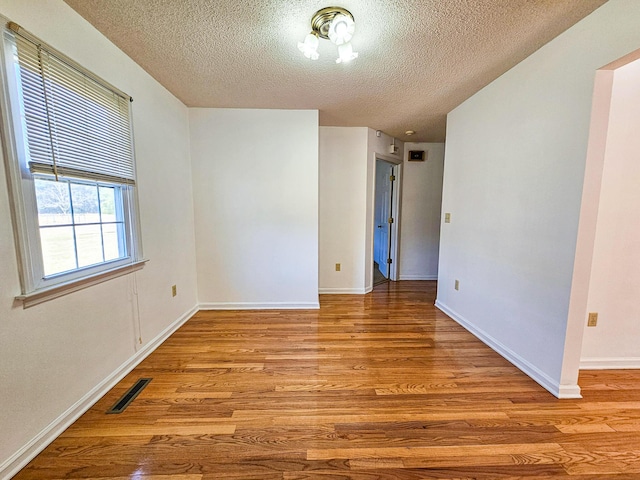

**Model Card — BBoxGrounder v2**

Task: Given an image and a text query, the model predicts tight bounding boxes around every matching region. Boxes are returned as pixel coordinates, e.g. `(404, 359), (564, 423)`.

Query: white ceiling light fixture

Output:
(336, 42), (358, 64)
(328, 13), (355, 45)
(298, 7), (358, 64)
(298, 32), (320, 60)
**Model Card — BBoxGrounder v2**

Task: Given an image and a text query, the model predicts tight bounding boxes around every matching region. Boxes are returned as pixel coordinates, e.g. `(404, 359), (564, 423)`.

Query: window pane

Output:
(40, 226), (76, 276)
(99, 186), (117, 223)
(102, 223), (125, 261)
(34, 178), (72, 226)
(70, 183), (99, 224)
(75, 224), (104, 268)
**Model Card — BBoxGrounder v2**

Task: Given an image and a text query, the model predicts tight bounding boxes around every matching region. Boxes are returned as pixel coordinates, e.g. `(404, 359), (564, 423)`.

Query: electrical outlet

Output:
(171, 285), (177, 297)
(454, 279), (459, 291)
(587, 312), (598, 327)
(445, 213), (451, 223)
(335, 263), (341, 272)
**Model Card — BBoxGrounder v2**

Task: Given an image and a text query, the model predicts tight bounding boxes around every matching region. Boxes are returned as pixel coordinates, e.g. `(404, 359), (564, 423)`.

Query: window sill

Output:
(15, 259), (148, 308)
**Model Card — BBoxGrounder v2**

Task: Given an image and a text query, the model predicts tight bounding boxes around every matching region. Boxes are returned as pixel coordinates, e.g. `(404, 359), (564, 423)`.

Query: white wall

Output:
(436, 0), (640, 398)
(0, 0), (198, 476)
(190, 108), (319, 309)
(399, 143), (444, 280)
(319, 127), (369, 293)
(580, 58), (640, 368)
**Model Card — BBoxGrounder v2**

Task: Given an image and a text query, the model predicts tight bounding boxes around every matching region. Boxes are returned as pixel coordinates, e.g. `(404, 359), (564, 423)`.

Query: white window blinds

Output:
(11, 24), (135, 185)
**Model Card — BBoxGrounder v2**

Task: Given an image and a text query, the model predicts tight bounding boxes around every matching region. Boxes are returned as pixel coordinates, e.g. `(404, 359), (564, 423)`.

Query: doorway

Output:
(373, 158), (397, 285)
(569, 50), (640, 373)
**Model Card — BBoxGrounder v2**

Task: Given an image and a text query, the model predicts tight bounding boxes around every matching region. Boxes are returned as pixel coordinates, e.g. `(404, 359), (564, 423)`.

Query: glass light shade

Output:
(336, 42), (359, 64)
(328, 14), (355, 45)
(298, 33), (319, 60)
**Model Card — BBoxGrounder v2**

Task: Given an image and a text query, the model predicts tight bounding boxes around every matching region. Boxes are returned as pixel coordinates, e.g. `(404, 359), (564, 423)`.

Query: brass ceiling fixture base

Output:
(311, 7), (355, 40)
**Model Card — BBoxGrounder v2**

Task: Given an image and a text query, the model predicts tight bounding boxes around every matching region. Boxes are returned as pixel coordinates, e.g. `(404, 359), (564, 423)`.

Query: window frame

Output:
(32, 174), (137, 282)
(0, 20), (144, 306)
(33, 175), (130, 277)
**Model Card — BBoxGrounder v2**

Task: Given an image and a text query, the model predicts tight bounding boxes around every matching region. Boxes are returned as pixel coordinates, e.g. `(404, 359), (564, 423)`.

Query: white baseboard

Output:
(398, 274), (438, 280)
(0, 305), (198, 480)
(434, 300), (581, 399)
(319, 287), (367, 294)
(580, 357), (640, 370)
(199, 302), (319, 310)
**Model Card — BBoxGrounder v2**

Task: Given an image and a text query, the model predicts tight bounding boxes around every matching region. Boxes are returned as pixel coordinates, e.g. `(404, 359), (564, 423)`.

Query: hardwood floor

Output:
(14, 281), (640, 479)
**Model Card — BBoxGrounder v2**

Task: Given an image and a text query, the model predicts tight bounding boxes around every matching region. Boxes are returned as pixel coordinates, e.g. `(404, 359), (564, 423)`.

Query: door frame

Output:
(373, 158), (393, 279)
(369, 152), (402, 287)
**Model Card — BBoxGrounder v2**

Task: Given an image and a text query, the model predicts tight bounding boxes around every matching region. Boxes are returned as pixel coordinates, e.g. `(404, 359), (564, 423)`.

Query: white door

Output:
(374, 160), (394, 277)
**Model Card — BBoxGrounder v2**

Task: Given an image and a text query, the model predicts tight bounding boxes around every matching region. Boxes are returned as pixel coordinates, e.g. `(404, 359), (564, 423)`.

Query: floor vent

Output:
(107, 378), (152, 414)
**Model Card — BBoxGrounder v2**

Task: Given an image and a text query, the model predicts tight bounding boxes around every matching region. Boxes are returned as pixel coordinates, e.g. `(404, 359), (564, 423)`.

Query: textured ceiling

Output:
(63, 0), (607, 142)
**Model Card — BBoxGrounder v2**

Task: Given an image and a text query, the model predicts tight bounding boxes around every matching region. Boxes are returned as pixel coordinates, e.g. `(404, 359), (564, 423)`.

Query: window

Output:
(0, 21), (143, 304)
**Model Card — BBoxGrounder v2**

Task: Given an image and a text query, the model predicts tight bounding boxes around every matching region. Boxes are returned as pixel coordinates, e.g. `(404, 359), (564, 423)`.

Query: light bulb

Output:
(328, 14), (355, 45)
(298, 33), (319, 60)
(336, 42), (358, 64)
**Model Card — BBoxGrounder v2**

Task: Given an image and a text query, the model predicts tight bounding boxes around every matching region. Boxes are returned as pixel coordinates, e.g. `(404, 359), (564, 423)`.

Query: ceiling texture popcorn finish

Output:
(63, 0), (606, 142)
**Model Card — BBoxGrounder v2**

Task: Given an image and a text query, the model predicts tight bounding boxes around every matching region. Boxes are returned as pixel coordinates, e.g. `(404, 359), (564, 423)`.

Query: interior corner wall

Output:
(399, 143), (444, 280)
(436, 0), (640, 398)
(190, 108), (319, 309)
(366, 129), (403, 290)
(580, 58), (640, 369)
(319, 127), (369, 293)
(0, 0), (198, 475)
